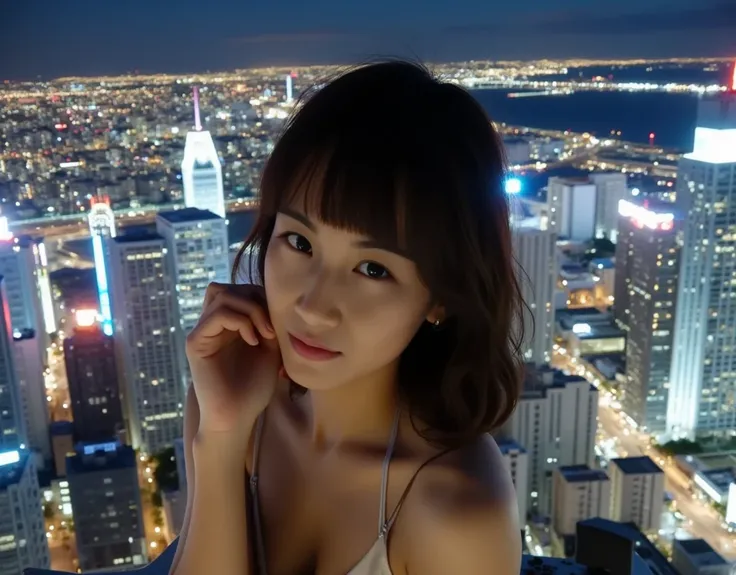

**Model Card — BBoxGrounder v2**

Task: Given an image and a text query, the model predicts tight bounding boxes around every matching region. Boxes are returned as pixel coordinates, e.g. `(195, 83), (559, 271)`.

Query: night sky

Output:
(1, 0), (735, 79)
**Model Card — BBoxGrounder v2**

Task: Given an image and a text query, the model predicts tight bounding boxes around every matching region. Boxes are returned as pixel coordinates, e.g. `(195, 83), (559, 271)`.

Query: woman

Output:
(170, 60), (525, 575)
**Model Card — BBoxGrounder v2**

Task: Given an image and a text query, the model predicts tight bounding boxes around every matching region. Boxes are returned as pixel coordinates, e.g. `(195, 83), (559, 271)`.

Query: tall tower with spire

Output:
(88, 195), (116, 336)
(181, 86), (226, 218)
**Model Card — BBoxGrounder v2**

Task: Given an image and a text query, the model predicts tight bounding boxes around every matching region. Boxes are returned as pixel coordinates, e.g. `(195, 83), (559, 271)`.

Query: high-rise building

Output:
(0, 224), (54, 361)
(497, 438), (529, 522)
(64, 318), (124, 444)
(66, 441), (146, 571)
(12, 329), (51, 465)
(614, 199), (680, 436)
(590, 173), (628, 243)
(547, 174), (628, 242)
(181, 87), (225, 218)
(155, 208), (229, 389)
(108, 232), (185, 455)
(608, 456), (664, 533)
(88, 196), (117, 336)
(666, 89), (736, 439)
(0, 450), (50, 575)
(285, 73), (294, 103)
(511, 221), (557, 365)
(501, 366), (598, 517)
(552, 465), (611, 537)
(0, 279), (26, 453)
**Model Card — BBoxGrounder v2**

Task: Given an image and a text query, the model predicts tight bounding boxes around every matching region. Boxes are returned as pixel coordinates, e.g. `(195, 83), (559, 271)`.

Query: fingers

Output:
(206, 289), (275, 341)
(192, 305), (260, 346)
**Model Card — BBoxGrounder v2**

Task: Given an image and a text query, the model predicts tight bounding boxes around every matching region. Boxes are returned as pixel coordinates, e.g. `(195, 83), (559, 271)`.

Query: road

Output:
(598, 393), (736, 559)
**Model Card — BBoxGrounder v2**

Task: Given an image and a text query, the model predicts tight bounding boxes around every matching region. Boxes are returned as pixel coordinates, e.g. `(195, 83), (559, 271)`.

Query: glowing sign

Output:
(75, 309), (98, 327)
(618, 199), (674, 231)
(505, 177), (522, 195)
(0, 450), (20, 467)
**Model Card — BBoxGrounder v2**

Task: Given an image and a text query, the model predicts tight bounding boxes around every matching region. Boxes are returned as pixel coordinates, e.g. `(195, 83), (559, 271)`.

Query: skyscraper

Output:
(614, 199), (680, 436)
(512, 220), (557, 365)
(181, 87), (226, 218)
(88, 196), (116, 336)
(156, 208), (229, 389)
(64, 318), (124, 444)
(0, 450), (50, 575)
(0, 223), (54, 361)
(66, 441), (146, 571)
(0, 279), (26, 453)
(108, 232), (185, 455)
(501, 366), (598, 517)
(666, 88), (736, 439)
(12, 329), (51, 465)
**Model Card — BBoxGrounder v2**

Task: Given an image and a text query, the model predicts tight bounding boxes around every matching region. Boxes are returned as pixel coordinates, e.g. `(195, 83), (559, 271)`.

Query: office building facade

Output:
(608, 456), (664, 533)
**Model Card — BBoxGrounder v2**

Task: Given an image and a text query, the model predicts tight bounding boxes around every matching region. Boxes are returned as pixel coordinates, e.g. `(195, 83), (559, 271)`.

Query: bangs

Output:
(263, 142), (416, 257)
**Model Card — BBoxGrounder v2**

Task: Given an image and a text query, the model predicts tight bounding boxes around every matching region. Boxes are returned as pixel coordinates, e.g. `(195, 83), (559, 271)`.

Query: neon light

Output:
(92, 234), (113, 336)
(618, 199), (674, 231)
(505, 177), (522, 195)
(572, 323), (591, 335)
(286, 75), (293, 103)
(0, 450), (20, 467)
(75, 309), (97, 327)
(193, 86), (202, 131)
(731, 61), (736, 92)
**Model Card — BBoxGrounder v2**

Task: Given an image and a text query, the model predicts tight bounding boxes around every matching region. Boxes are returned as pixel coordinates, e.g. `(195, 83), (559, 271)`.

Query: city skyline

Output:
(1, 0), (735, 79)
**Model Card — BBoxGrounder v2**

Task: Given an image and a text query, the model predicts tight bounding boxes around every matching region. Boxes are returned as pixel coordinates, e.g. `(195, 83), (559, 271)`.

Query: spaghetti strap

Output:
(383, 447), (453, 535)
(250, 412), (268, 575)
(377, 408), (402, 534)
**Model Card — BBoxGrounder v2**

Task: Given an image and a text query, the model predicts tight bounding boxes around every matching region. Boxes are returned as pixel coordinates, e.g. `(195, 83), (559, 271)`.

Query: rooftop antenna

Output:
(193, 86), (202, 131)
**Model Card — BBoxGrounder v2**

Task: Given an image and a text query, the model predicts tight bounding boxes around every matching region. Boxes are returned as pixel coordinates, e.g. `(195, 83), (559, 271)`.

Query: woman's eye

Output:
(356, 261), (391, 280)
(286, 233), (312, 254)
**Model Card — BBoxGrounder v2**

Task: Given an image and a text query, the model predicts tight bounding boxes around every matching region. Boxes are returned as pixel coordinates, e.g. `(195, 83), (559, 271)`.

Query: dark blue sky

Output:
(1, 0), (734, 79)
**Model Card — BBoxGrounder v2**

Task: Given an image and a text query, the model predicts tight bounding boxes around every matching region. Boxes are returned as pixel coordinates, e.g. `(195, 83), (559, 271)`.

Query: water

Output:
(471, 89), (700, 150)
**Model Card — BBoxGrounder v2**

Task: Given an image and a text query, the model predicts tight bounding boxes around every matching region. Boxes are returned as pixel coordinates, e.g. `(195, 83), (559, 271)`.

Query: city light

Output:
(0, 217), (13, 241)
(0, 450), (20, 467)
(618, 199), (675, 231)
(686, 127), (736, 164)
(731, 61), (736, 92)
(75, 308), (98, 327)
(572, 323), (592, 335)
(505, 177), (522, 195)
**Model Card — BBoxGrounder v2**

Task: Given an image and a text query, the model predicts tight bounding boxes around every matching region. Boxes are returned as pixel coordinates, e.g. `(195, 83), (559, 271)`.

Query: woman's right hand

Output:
(186, 282), (281, 439)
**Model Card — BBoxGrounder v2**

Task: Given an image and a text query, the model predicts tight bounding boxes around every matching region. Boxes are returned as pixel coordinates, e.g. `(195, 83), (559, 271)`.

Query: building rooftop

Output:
(698, 467), (736, 493)
(611, 456), (663, 475)
(675, 538), (728, 566)
(559, 465), (609, 483)
(157, 207), (222, 224)
(113, 230), (163, 244)
(573, 325), (626, 341)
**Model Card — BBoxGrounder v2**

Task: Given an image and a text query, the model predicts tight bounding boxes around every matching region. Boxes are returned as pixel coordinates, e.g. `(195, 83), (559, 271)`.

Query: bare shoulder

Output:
(398, 435), (521, 575)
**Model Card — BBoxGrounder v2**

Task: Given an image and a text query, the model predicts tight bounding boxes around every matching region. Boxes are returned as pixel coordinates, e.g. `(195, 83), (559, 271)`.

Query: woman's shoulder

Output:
(398, 434), (522, 574)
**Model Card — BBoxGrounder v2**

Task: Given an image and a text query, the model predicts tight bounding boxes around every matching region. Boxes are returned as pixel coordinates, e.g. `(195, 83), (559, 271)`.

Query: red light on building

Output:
(649, 132), (655, 146)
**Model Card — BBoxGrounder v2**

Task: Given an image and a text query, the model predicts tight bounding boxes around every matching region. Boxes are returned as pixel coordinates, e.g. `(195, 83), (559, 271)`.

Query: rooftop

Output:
(611, 456), (663, 475)
(66, 442), (137, 475)
(113, 230), (163, 244)
(559, 464), (609, 483)
(675, 538), (728, 566)
(156, 207), (223, 224)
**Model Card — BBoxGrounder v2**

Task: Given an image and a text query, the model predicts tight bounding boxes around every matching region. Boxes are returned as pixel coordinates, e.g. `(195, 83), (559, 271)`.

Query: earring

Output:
(433, 319), (441, 326)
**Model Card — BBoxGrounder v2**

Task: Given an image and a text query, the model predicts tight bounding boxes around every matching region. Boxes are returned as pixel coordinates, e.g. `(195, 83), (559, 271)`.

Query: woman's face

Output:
(264, 205), (433, 390)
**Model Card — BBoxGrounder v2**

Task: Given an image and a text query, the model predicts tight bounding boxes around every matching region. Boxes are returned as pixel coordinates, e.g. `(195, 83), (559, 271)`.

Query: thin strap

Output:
(249, 413), (268, 575)
(377, 408), (402, 534)
(382, 446), (454, 537)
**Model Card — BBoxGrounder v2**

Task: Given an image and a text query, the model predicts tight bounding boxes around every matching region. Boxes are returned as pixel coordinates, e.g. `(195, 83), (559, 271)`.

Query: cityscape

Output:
(1, 16), (736, 573)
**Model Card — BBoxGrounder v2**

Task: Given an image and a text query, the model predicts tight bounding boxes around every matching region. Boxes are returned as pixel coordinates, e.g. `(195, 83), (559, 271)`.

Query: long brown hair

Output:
(233, 59), (527, 446)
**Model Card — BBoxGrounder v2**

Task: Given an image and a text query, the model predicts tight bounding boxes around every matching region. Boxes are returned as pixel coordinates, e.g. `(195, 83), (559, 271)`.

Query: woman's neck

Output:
(303, 361), (400, 451)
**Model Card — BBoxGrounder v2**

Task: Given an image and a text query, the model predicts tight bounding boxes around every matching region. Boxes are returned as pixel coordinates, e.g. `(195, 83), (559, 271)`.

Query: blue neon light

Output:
(505, 177), (522, 195)
(92, 234), (114, 335)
